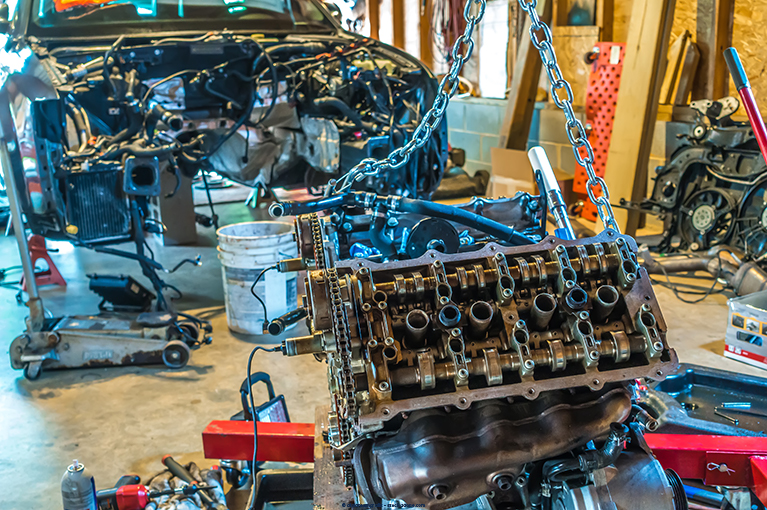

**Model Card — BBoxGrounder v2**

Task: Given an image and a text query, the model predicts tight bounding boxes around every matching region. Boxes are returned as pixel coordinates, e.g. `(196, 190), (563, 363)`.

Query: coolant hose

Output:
(396, 197), (534, 245)
(66, 102), (89, 152)
(312, 97), (373, 132)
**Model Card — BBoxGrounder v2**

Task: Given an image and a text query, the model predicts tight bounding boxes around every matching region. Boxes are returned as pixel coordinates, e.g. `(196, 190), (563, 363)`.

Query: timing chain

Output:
(326, 267), (357, 484)
(309, 213), (327, 270)
(516, 0), (620, 232)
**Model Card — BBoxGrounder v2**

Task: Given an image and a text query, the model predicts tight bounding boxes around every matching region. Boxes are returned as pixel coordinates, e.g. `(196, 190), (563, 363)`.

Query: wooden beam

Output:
(596, 0), (614, 41)
(500, 0), (552, 151)
(554, 0), (569, 26)
(419, 0), (433, 69)
(369, 0), (380, 40)
(692, 0), (734, 101)
(393, 0), (406, 50)
(602, 0), (675, 234)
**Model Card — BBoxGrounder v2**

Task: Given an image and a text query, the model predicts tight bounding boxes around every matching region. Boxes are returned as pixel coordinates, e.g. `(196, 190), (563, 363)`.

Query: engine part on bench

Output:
(282, 229), (678, 509)
(625, 97), (767, 264)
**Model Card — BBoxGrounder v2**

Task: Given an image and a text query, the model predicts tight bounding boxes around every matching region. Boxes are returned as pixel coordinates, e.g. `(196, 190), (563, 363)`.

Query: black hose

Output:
(312, 97), (373, 132)
(100, 141), (176, 160)
(109, 110), (143, 146)
(543, 423), (629, 483)
(269, 194), (354, 217)
(397, 198), (534, 246)
(65, 102), (88, 151)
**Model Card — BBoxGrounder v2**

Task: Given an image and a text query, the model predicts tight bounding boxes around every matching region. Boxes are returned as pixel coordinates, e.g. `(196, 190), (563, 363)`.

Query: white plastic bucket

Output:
(217, 221), (298, 334)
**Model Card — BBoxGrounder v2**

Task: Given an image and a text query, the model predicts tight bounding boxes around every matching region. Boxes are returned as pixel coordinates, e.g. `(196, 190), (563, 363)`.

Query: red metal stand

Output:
(575, 42), (625, 221)
(202, 420), (314, 463)
(19, 234), (66, 291)
(646, 434), (767, 505)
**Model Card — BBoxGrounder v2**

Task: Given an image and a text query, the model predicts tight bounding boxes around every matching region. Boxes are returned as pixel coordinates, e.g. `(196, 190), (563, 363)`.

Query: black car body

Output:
(0, 0), (446, 245)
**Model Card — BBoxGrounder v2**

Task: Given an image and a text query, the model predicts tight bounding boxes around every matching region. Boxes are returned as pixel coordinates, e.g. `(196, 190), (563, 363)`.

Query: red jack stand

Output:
(20, 235), (66, 291)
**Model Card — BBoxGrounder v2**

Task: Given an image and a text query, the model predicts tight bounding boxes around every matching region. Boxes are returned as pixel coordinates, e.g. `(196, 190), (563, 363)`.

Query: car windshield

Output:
(28, 0), (333, 37)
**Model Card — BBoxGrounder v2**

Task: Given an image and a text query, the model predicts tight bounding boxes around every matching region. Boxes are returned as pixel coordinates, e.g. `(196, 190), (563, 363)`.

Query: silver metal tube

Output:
(593, 285), (620, 321)
(0, 136), (44, 331)
(405, 309), (430, 348)
(531, 293), (557, 329)
(468, 301), (494, 338)
(528, 146), (575, 240)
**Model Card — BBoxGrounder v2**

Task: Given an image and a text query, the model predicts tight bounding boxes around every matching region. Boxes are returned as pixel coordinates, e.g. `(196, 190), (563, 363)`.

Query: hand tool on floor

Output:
(96, 482), (216, 510)
(161, 456), (226, 509)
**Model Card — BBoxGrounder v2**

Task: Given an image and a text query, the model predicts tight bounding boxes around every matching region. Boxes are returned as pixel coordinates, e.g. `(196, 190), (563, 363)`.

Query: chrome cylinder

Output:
(593, 285), (620, 321)
(405, 309), (431, 348)
(531, 293), (557, 329)
(468, 301), (494, 339)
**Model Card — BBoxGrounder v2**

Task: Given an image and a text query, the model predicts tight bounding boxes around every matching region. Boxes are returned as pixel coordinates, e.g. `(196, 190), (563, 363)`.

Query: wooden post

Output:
(369, 0), (380, 40)
(419, 0), (434, 69)
(602, 0), (675, 235)
(554, 0), (569, 26)
(596, 0), (614, 41)
(500, 0), (552, 150)
(692, 0), (734, 101)
(393, 0), (406, 50)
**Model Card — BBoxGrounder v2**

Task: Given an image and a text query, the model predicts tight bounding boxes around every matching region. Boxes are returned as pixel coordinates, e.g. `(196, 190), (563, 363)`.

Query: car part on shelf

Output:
(279, 228), (679, 508)
(620, 96), (767, 264)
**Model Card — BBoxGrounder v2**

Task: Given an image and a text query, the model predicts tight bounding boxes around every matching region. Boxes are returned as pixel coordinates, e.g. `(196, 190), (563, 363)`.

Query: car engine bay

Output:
(9, 31), (445, 245)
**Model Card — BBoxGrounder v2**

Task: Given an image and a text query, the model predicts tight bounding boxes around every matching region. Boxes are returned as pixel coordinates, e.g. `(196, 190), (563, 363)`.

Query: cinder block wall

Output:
(447, 97), (671, 196)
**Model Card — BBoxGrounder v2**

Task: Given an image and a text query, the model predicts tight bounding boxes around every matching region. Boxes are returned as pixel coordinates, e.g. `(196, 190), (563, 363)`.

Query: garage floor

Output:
(1, 204), (765, 509)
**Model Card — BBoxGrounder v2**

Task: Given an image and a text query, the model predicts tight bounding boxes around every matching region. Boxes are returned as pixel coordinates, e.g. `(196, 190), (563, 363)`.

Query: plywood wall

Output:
(731, 0), (767, 114)
(612, 0), (697, 43)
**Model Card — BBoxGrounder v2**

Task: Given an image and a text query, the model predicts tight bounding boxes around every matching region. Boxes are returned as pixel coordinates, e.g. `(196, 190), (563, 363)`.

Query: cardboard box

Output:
(725, 291), (767, 371)
(490, 147), (574, 203)
(490, 148), (536, 198)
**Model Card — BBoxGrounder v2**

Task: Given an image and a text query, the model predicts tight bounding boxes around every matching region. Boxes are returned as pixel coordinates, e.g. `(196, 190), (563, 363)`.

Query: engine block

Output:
(283, 230), (679, 507)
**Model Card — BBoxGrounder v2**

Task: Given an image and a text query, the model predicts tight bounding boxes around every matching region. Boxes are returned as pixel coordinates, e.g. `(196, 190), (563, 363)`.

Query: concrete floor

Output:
(1, 204), (766, 509)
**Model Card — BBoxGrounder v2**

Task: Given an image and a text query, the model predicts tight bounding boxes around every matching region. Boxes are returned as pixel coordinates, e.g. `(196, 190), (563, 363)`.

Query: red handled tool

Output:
(97, 482), (216, 510)
(724, 47), (767, 163)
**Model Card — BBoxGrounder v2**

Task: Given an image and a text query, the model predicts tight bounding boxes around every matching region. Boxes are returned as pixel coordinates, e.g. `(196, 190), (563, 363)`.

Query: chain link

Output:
(517, 0), (620, 232)
(325, 0), (487, 197)
(327, 0), (620, 233)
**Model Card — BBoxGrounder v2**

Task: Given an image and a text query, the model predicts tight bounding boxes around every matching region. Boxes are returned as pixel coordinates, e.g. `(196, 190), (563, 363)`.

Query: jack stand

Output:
(19, 234), (67, 291)
(1, 99), (211, 380)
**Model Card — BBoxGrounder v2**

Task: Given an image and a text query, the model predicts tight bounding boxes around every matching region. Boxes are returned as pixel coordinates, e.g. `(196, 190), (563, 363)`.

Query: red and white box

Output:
(726, 291), (767, 371)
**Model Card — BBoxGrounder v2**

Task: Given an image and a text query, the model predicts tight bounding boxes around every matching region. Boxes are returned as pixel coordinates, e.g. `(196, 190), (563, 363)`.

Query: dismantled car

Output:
(0, 0), (447, 250)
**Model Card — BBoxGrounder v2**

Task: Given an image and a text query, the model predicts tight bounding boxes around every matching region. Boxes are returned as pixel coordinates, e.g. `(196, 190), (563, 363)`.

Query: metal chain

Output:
(325, 0), (487, 197)
(517, 0), (620, 232)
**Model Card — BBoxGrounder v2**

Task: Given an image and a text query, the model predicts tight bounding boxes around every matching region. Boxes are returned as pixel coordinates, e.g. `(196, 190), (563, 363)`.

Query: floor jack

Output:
(1, 126), (211, 380)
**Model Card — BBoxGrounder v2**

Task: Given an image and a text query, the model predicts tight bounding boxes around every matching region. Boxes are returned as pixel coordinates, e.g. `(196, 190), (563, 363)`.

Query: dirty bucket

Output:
(217, 222), (298, 334)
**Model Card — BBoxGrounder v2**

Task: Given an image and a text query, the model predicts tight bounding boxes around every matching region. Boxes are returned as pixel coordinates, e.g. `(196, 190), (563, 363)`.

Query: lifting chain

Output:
(516, 0), (620, 232)
(326, 0), (620, 233)
(325, 0), (487, 197)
